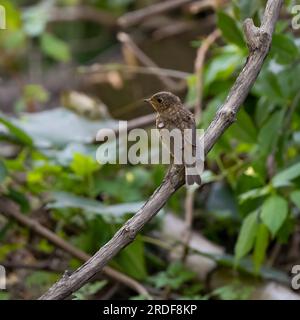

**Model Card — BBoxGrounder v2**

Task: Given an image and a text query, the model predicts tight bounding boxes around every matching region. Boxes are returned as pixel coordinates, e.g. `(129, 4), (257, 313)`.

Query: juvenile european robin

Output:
(145, 91), (202, 185)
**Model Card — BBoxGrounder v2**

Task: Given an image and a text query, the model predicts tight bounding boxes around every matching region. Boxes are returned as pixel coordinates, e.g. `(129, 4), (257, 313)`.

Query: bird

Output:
(145, 91), (202, 186)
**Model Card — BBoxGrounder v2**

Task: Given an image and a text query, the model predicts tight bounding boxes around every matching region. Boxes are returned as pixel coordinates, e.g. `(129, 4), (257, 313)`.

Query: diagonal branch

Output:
(39, 0), (283, 300)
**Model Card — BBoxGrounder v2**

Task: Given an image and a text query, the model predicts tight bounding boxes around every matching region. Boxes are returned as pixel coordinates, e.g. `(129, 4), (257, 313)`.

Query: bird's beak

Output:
(144, 98), (151, 104)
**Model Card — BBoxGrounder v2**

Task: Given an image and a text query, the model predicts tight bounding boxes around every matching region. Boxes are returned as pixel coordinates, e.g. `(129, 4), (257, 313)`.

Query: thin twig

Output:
(1, 262), (65, 273)
(48, 6), (117, 27)
(39, 0), (283, 300)
(194, 29), (220, 123)
(181, 187), (197, 261)
(0, 197), (151, 299)
(81, 63), (191, 80)
(152, 15), (216, 40)
(184, 0), (225, 14)
(118, 0), (195, 28)
(117, 32), (186, 91)
(152, 21), (197, 40)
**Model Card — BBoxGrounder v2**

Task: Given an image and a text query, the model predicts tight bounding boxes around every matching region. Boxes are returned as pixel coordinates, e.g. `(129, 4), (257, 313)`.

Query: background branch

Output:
(117, 32), (185, 91)
(0, 197), (151, 299)
(194, 29), (220, 123)
(118, 0), (194, 28)
(48, 6), (117, 27)
(39, 0), (283, 300)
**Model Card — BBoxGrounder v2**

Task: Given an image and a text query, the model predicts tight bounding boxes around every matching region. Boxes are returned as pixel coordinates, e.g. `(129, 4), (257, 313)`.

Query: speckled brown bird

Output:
(145, 91), (202, 186)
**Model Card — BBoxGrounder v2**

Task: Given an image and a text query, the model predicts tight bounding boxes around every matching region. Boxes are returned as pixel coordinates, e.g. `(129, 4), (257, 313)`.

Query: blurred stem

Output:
(141, 235), (172, 250)
(86, 173), (94, 197)
(284, 92), (300, 134)
(216, 156), (235, 188)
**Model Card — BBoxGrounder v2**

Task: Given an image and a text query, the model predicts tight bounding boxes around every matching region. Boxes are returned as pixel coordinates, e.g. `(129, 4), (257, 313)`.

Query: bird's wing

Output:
(157, 115), (179, 163)
(181, 112), (204, 186)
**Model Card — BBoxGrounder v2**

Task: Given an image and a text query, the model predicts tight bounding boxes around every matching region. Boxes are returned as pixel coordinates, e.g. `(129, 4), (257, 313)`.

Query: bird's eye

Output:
(157, 98), (163, 103)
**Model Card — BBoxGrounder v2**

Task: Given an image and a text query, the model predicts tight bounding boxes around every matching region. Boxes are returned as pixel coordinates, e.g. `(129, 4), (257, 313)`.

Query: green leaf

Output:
(70, 153), (99, 177)
(235, 211), (259, 262)
(257, 110), (284, 159)
(272, 162), (300, 187)
(25, 271), (59, 289)
(255, 97), (276, 128)
(217, 11), (245, 47)
(206, 253), (289, 284)
(254, 71), (285, 103)
(73, 281), (107, 300)
(229, 109), (257, 143)
(37, 239), (54, 254)
(212, 282), (254, 300)
(148, 262), (196, 290)
(0, 114), (33, 146)
(290, 190), (300, 210)
(239, 186), (271, 204)
(41, 33), (71, 62)
(0, 293), (9, 300)
(235, 0), (261, 20)
(205, 45), (245, 86)
(0, 159), (8, 183)
(23, 84), (49, 103)
(0, 243), (23, 260)
(253, 223), (269, 274)
(7, 188), (30, 213)
(13, 108), (117, 148)
(261, 195), (288, 237)
(271, 34), (299, 64)
(47, 191), (144, 220)
(272, 65), (300, 101)
(2, 30), (26, 51)
(113, 236), (147, 280)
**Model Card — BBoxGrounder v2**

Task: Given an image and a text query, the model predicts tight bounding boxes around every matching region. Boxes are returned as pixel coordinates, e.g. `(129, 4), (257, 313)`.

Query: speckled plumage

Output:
(145, 91), (201, 186)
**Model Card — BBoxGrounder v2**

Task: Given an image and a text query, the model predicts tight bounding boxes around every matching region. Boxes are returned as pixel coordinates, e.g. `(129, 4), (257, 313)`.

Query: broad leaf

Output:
(13, 108), (117, 148)
(235, 211), (259, 262)
(271, 34), (299, 64)
(228, 109), (257, 144)
(253, 223), (269, 274)
(112, 237), (147, 280)
(0, 114), (33, 146)
(239, 186), (271, 204)
(70, 153), (99, 177)
(47, 191), (144, 220)
(41, 33), (71, 62)
(257, 110), (284, 158)
(290, 190), (300, 210)
(272, 162), (300, 187)
(236, 0), (261, 20)
(261, 195), (288, 237)
(217, 11), (245, 47)
(254, 71), (285, 103)
(205, 45), (245, 86)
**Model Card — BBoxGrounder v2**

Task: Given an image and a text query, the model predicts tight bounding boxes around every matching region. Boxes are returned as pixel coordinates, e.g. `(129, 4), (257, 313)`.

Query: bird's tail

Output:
(185, 165), (202, 186)
(184, 132), (204, 186)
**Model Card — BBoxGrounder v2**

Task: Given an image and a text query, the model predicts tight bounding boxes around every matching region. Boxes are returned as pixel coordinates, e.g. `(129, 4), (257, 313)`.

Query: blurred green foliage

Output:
(0, 0), (299, 300)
